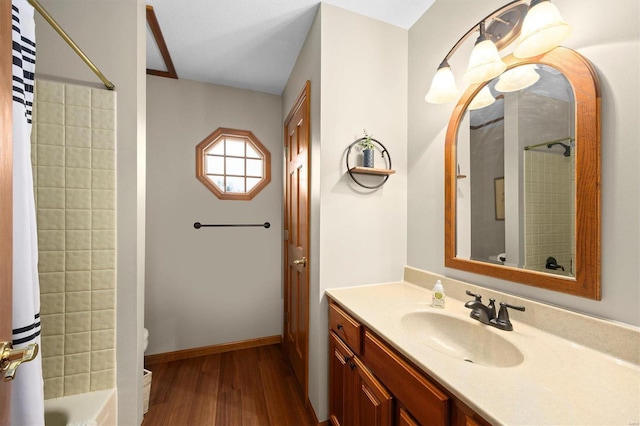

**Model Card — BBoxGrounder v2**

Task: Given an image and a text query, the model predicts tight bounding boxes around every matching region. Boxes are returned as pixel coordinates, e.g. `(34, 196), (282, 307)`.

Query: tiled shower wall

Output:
(524, 150), (574, 274)
(32, 80), (116, 399)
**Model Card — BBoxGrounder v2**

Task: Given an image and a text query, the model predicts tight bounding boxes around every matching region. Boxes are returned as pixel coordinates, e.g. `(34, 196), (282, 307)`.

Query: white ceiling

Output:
(146, 0), (435, 95)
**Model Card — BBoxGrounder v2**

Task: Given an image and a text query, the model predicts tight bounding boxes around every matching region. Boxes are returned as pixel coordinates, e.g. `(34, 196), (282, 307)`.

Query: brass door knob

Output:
(1, 341), (39, 381)
(292, 257), (307, 267)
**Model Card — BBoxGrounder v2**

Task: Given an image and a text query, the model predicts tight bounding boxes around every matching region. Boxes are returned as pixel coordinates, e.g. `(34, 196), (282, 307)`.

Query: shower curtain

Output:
(11, 0), (44, 424)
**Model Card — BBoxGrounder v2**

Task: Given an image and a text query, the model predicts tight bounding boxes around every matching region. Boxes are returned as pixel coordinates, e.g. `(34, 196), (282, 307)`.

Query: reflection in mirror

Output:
(456, 65), (576, 278)
(444, 47), (601, 300)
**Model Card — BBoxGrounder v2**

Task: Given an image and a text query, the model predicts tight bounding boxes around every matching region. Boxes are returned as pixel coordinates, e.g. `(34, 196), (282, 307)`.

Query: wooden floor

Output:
(142, 344), (316, 426)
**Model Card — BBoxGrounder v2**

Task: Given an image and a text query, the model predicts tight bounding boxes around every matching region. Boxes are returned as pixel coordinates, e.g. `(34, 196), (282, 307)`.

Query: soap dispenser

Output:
(432, 280), (445, 308)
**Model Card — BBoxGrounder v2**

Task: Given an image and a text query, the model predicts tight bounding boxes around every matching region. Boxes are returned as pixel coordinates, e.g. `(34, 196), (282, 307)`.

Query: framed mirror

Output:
(444, 47), (601, 299)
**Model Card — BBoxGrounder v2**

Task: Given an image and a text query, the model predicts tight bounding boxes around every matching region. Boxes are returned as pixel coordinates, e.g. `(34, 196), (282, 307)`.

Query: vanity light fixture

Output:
(425, 60), (459, 103)
(463, 21), (507, 85)
(468, 86), (496, 110)
(425, 0), (571, 104)
(513, 0), (572, 58)
(495, 64), (540, 92)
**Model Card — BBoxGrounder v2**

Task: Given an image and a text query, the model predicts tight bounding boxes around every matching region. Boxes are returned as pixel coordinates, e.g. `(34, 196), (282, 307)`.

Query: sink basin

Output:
(400, 311), (524, 368)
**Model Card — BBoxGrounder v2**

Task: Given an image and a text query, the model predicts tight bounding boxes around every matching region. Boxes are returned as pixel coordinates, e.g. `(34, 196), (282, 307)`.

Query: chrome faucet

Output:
(464, 290), (525, 331)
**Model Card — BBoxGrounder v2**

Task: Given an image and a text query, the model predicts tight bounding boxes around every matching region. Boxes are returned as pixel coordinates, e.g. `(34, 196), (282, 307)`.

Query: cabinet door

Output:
(397, 405), (420, 426)
(353, 357), (393, 426)
(363, 331), (449, 426)
(329, 331), (356, 426)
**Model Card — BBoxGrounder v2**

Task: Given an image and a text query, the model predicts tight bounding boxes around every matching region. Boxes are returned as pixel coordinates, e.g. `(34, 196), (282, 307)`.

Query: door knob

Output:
(1, 341), (39, 381)
(292, 257), (307, 267)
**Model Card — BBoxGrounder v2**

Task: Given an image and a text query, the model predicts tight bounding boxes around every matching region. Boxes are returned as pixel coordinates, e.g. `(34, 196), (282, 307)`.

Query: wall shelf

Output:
(345, 137), (394, 189)
(348, 167), (396, 176)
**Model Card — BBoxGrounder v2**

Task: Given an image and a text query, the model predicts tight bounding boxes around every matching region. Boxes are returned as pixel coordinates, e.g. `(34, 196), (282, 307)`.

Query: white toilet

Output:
(143, 328), (149, 353)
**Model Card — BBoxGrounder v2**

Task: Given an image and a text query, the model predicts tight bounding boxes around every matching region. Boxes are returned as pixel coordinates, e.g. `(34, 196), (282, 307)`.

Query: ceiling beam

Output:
(146, 5), (178, 79)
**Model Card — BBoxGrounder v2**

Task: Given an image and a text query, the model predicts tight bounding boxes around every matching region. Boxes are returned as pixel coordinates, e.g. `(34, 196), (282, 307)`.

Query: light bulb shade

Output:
(495, 64), (540, 92)
(468, 86), (496, 110)
(463, 39), (507, 84)
(425, 65), (459, 104)
(514, 0), (572, 58)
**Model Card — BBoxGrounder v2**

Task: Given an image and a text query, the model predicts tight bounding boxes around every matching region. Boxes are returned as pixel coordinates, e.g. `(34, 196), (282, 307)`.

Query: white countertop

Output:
(326, 280), (640, 425)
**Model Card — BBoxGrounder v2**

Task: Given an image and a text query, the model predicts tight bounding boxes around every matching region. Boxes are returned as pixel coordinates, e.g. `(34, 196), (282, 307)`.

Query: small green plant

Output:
(358, 129), (375, 150)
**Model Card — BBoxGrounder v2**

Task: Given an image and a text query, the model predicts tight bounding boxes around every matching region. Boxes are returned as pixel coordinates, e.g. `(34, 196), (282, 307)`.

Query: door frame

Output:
(1, 0), (14, 422)
(283, 80), (311, 403)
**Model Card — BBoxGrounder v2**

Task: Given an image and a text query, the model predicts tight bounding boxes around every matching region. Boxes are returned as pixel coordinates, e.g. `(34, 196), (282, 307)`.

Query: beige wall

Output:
(34, 0), (147, 423)
(408, 0), (640, 326)
(283, 4), (408, 420)
(145, 76), (283, 354)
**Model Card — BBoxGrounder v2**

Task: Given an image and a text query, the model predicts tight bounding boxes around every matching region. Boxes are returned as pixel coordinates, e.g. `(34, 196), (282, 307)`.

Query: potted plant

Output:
(358, 129), (375, 168)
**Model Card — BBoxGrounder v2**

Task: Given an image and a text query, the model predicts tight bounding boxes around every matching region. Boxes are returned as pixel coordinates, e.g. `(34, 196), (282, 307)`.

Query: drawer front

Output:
(329, 302), (362, 354)
(363, 330), (449, 426)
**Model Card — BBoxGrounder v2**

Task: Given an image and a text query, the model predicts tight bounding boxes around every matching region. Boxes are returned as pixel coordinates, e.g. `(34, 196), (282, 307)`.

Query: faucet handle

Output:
(487, 298), (496, 320)
(502, 303), (525, 312)
(465, 290), (482, 302)
(493, 303), (526, 331)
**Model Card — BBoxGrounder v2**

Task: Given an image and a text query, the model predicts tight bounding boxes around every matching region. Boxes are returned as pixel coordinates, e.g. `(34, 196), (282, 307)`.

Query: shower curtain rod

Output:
(28, 0), (115, 90)
(523, 137), (574, 151)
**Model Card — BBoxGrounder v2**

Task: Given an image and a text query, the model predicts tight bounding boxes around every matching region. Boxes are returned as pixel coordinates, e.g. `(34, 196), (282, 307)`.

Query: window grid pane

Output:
(209, 175), (225, 192)
(246, 159), (263, 178)
(226, 157), (245, 176)
(210, 140), (224, 156)
(226, 176), (245, 193)
(206, 155), (225, 175)
(226, 138), (246, 157)
(246, 177), (261, 192)
(246, 144), (260, 159)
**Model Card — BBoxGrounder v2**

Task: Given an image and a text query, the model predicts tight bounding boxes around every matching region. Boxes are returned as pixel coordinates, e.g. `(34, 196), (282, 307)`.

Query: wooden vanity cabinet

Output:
(329, 331), (392, 426)
(328, 299), (491, 426)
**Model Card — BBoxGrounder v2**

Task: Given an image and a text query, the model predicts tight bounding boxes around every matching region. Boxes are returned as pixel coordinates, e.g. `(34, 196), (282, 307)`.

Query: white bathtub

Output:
(44, 389), (116, 426)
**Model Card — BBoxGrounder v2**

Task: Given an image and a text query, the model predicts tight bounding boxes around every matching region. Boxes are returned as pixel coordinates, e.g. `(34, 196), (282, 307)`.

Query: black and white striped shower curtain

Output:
(11, 0), (44, 424)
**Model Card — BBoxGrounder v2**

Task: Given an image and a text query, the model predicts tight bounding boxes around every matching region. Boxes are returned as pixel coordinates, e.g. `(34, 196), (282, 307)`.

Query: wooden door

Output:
(0, 0), (14, 422)
(283, 81), (310, 400)
(329, 332), (356, 426)
(354, 357), (392, 426)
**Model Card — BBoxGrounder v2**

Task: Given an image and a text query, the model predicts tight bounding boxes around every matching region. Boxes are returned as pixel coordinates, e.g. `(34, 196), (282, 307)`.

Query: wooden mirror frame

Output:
(444, 47), (601, 300)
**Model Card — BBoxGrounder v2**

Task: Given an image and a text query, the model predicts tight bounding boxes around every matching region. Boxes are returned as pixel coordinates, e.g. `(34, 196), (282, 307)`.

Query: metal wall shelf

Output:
(345, 138), (394, 189)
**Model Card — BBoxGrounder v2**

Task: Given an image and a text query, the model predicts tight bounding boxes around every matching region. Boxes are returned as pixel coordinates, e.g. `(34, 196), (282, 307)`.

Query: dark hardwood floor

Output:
(142, 344), (316, 426)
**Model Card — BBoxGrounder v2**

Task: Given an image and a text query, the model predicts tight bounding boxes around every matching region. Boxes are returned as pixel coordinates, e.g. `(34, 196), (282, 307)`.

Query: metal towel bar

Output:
(193, 222), (270, 229)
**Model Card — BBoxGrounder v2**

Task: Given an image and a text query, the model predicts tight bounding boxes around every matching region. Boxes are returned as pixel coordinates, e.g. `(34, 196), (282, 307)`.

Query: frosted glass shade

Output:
(514, 0), (572, 58)
(468, 86), (495, 110)
(495, 65), (540, 92)
(425, 65), (459, 104)
(463, 39), (507, 85)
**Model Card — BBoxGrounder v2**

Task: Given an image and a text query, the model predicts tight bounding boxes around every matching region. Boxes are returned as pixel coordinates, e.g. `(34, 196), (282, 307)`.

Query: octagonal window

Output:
(196, 128), (271, 200)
